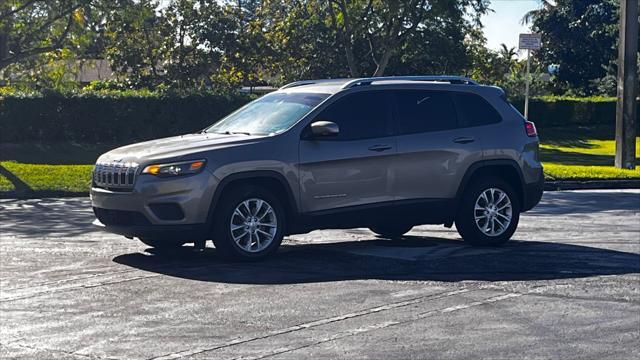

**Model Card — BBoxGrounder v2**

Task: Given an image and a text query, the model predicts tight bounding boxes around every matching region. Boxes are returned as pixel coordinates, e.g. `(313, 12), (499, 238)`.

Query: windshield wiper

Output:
(217, 131), (252, 136)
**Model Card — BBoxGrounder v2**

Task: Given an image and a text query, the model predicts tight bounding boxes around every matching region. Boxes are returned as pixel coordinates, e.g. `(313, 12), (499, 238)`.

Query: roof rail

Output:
(279, 78), (351, 90)
(340, 76), (478, 89)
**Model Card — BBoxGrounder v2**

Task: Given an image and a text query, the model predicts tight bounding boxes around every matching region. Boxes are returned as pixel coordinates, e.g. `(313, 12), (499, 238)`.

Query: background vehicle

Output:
(91, 76), (544, 260)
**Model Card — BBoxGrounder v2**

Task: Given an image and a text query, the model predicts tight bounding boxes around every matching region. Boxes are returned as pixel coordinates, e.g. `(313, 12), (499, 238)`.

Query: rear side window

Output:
(394, 90), (458, 134)
(453, 93), (502, 127)
(315, 91), (391, 140)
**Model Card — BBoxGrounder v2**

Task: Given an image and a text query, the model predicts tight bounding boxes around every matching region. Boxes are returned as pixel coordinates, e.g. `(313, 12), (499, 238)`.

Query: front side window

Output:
(394, 90), (458, 134)
(206, 92), (329, 136)
(315, 91), (391, 140)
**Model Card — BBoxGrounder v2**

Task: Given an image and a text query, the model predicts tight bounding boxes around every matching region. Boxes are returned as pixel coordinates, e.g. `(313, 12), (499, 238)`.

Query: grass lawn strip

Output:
(543, 163), (640, 180)
(0, 173), (14, 191)
(0, 161), (93, 193)
(540, 138), (640, 180)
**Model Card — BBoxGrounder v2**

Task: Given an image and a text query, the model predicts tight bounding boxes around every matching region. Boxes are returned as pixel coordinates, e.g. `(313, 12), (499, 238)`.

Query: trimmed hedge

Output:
(1, 94), (638, 143)
(0, 94), (251, 143)
(511, 97), (640, 128)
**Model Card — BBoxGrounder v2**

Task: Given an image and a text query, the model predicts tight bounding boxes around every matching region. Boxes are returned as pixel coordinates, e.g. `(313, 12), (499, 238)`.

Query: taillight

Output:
(524, 121), (537, 137)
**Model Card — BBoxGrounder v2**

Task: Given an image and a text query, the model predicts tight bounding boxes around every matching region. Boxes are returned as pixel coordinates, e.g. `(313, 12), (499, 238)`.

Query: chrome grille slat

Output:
(92, 161), (139, 191)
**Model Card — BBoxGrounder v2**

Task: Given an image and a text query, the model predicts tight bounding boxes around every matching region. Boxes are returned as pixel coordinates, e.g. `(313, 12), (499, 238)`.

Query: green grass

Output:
(543, 163), (640, 180)
(0, 173), (14, 191)
(0, 161), (93, 193)
(539, 134), (640, 180)
(0, 142), (111, 193)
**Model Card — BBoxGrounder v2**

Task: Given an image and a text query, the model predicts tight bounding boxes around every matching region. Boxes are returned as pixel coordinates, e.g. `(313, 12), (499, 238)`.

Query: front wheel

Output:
(455, 177), (520, 246)
(212, 186), (285, 260)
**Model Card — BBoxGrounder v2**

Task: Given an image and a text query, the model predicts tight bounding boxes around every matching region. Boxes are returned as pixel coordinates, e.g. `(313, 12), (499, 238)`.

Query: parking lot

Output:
(1, 190), (639, 359)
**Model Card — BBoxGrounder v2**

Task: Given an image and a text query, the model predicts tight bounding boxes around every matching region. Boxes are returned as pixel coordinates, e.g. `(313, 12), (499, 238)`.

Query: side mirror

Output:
(310, 121), (339, 138)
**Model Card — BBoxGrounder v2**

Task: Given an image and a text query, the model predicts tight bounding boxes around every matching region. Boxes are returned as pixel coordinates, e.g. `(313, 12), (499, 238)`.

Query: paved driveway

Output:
(1, 190), (639, 359)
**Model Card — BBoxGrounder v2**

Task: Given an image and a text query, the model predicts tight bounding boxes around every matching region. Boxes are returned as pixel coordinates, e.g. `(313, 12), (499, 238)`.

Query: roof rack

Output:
(279, 78), (351, 90)
(340, 76), (478, 89)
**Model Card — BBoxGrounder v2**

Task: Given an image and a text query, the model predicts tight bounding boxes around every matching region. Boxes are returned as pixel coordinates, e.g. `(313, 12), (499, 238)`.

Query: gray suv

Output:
(91, 76), (544, 260)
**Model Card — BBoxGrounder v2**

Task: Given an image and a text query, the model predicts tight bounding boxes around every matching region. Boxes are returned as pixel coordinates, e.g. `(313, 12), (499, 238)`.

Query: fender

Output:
(205, 170), (299, 225)
(455, 159), (525, 204)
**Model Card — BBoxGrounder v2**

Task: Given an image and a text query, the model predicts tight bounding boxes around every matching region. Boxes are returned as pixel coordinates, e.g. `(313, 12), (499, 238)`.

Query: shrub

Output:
(511, 96), (640, 128)
(1, 92), (638, 144)
(0, 92), (251, 143)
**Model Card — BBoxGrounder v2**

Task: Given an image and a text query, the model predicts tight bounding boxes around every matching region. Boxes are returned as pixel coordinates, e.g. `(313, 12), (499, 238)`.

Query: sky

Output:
(482, 0), (541, 52)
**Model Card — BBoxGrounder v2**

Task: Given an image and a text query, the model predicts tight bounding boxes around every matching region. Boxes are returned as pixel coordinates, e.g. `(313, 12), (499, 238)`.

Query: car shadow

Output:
(113, 236), (640, 284)
(0, 197), (96, 238)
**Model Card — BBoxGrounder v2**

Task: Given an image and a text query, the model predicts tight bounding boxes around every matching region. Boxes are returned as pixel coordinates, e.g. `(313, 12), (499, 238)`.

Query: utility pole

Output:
(615, 0), (638, 169)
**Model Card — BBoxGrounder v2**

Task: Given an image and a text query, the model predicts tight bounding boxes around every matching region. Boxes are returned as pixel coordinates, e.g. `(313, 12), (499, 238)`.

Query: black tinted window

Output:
(315, 91), (390, 140)
(394, 90), (457, 134)
(453, 93), (502, 127)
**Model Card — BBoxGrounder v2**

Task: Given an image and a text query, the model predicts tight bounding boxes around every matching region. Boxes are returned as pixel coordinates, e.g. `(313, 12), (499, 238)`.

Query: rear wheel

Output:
(455, 177), (520, 246)
(212, 185), (285, 260)
(369, 224), (413, 239)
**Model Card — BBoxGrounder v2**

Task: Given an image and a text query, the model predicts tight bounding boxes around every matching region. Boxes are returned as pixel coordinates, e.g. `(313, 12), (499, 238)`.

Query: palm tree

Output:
(498, 44), (517, 62)
(521, 0), (557, 25)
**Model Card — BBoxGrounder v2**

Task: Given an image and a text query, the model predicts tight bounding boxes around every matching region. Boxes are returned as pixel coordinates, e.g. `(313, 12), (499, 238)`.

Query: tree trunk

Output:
(343, 35), (360, 77)
(373, 48), (393, 76)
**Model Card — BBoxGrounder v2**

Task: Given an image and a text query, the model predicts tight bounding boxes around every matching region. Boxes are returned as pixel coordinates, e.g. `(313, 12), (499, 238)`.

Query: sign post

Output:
(519, 33), (542, 119)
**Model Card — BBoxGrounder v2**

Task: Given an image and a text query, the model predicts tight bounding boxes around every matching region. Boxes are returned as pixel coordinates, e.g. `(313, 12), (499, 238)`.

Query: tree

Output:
(1, 0), (498, 91)
(0, 0), (97, 71)
(322, 0), (489, 77)
(523, 0), (625, 95)
(102, 0), (165, 87)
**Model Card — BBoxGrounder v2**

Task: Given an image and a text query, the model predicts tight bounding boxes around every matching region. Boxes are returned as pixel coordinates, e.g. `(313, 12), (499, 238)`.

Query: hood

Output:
(97, 132), (263, 164)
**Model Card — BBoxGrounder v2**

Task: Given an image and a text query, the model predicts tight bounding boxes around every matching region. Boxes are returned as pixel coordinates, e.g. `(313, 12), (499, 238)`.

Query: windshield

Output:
(206, 92), (330, 135)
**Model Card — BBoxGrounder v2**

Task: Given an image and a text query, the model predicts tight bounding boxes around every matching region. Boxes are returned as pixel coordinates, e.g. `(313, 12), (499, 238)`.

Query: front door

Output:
(298, 91), (396, 213)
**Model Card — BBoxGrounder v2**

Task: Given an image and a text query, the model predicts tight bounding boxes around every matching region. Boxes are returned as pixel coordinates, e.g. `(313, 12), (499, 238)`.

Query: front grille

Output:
(93, 161), (139, 191)
(93, 207), (150, 226)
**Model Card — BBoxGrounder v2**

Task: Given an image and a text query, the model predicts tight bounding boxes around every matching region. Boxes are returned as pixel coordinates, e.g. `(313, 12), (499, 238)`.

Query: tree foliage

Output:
(0, 0), (625, 97)
(525, 0), (631, 95)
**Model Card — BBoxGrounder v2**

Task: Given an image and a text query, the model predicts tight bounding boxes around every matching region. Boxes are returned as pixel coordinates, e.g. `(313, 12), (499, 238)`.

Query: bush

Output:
(1, 93), (638, 144)
(511, 96), (640, 128)
(0, 91), (251, 143)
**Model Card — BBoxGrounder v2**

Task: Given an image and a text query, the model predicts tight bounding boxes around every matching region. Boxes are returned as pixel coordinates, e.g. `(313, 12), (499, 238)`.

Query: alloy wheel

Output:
(474, 188), (513, 237)
(229, 198), (278, 252)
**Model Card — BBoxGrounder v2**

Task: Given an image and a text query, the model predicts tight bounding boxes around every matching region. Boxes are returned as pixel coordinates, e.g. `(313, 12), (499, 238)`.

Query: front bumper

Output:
(92, 218), (208, 240)
(91, 170), (218, 238)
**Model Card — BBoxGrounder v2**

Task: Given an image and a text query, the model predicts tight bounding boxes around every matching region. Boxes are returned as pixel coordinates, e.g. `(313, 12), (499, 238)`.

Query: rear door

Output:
(298, 91), (396, 213)
(391, 89), (484, 200)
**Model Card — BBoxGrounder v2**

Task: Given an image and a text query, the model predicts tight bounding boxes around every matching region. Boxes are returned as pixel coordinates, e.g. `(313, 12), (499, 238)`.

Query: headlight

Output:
(142, 159), (206, 177)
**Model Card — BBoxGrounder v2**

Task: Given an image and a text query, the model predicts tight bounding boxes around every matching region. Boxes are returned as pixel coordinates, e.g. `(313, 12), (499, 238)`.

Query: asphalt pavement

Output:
(1, 190), (639, 359)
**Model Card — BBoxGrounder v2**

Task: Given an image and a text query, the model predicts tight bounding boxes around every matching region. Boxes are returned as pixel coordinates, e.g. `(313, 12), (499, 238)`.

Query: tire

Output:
(139, 238), (186, 250)
(455, 176), (520, 246)
(369, 224), (413, 239)
(212, 185), (285, 260)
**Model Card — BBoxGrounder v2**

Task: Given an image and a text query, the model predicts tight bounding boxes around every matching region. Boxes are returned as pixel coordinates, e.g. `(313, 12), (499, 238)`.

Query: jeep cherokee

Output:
(91, 76), (544, 260)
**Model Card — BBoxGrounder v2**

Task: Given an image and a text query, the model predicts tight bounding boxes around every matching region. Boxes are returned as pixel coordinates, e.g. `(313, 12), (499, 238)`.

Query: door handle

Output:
(368, 144), (392, 152)
(453, 137), (475, 144)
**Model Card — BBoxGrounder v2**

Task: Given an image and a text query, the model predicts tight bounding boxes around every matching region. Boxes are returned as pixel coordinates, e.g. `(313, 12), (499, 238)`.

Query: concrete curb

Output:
(544, 180), (640, 191)
(1, 180), (638, 199)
